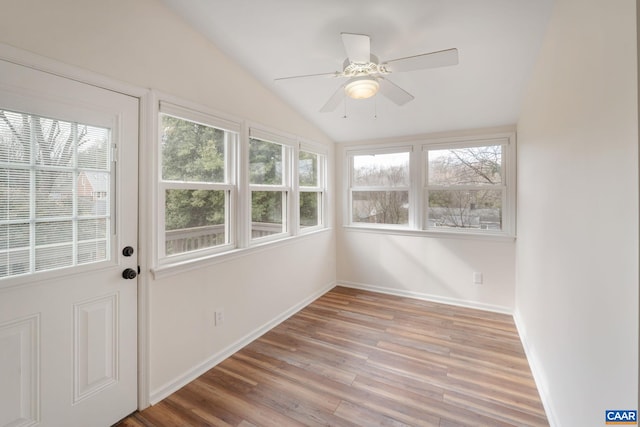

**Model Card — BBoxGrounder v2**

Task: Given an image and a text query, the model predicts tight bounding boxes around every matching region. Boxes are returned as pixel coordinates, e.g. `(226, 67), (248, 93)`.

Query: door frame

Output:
(0, 42), (152, 410)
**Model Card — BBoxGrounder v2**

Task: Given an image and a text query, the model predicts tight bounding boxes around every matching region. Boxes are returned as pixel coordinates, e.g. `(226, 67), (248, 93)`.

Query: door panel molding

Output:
(0, 313), (40, 427)
(73, 293), (119, 404)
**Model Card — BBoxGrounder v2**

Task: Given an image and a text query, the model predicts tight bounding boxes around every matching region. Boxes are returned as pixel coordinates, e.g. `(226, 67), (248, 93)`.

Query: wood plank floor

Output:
(116, 287), (548, 426)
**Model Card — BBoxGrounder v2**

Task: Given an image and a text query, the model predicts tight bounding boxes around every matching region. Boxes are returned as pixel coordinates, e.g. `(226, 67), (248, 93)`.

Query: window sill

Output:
(150, 227), (331, 280)
(342, 224), (516, 242)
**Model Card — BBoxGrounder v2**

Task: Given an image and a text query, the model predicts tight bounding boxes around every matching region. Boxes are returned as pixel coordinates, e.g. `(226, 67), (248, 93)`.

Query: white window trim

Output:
(346, 146), (413, 229)
(157, 108), (239, 263)
(422, 136), (513, 236)
(153, 95), (242, 268)
(343, 131), (516, 239)
(249, 126), (297, 147)
(247, 186), (292, 244)
(157, 182), (237, 263)
(299, 137), (329, 155)
(248, 126), (295, 244)
(160, 101), (241, 134)
(298, 146), (327, 234)
(149, 109), (330, 276)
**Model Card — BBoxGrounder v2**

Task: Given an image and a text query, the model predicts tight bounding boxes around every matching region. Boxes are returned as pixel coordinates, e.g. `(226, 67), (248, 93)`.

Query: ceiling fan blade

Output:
(383, 48), (459, 73)
(274, 71), (342, 82)
(341, 32), (371, 64)
(378, 78), (414, 106)
(319, 83), (346, 113)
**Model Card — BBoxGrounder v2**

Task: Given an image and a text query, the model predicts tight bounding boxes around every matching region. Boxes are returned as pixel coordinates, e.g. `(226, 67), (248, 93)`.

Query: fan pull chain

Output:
(374, 97), (378, 119)
(343, 97), (347, 119)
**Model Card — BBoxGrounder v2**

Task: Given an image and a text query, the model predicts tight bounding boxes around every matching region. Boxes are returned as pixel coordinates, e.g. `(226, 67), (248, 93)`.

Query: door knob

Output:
(122, 268), (137, 280)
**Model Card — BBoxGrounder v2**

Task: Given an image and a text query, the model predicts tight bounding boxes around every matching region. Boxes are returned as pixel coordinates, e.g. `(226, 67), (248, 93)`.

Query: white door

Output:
(0, 60), (138, 426)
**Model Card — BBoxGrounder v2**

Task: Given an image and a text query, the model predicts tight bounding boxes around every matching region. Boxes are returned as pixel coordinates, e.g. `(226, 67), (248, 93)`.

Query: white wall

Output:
(4, 0), (637, 422)
(337, 230), (516, 312)
(335, 132), (517, 314)
(0, 0), (336, 403)
(515, 0), (639, 425)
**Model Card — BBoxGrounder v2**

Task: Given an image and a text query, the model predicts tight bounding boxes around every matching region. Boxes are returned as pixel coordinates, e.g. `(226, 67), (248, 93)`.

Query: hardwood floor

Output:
(116, 287), (548, 426)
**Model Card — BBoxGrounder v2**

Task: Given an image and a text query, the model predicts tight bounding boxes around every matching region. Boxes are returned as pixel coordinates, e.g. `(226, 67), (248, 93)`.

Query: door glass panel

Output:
(0, 109), (112, 279)
(0, 169), (30, 220)
(35, 221), (72, 245)
(36, 170), (74, 217)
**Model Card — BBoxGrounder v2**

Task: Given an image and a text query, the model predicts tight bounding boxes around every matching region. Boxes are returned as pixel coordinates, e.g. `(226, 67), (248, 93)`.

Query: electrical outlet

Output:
(214, 309), (225, 326)
(473, 272), (483, 284)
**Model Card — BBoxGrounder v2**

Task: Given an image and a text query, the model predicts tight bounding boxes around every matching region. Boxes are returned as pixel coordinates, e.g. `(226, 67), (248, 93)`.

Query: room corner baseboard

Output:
(149, 281), (336, 405)
(513, 308), (559, 427)
(337, 281), (513, 315)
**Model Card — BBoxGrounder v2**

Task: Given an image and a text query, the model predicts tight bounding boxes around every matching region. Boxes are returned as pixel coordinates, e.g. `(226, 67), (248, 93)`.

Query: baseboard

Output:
(338, 281), (513, 315)
(149, 281), (336, 404)
(513, 308), (559, 427)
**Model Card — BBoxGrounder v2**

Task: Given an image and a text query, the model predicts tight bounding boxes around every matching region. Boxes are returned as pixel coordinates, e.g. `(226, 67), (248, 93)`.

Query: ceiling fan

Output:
(275, 32), (459, 113)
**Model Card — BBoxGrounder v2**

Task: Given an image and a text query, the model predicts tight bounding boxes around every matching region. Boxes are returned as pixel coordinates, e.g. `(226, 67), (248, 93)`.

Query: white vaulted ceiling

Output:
(160, 0), (555, 142)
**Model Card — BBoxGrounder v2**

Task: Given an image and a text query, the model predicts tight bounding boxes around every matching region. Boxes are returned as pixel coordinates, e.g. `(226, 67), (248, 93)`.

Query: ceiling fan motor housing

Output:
(342, 54), (387, 77)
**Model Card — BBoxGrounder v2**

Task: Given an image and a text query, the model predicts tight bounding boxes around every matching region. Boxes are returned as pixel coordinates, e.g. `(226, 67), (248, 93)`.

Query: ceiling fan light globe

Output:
(345, 78), (379, 99)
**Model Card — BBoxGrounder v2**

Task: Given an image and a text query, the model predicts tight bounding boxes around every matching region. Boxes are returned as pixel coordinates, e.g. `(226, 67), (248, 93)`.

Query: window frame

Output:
(343, 132), (516, 239)
(298, 144), (327, 233)
(156, 101), (240, 266)
(150, 96), (330, 277)
(422, 138), (511, 235)
(247, 129), (294, 244)
(346, 145), (413, 229)
(0, 109), (116, 279)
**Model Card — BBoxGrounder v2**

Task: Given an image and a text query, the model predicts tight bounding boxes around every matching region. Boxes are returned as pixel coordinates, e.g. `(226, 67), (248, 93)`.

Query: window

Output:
(1, 109), (111, 278)
(249, 136), (291, 240)
(425, 144), (504, 231)
(345, 133), (515, 237)
(349, 149), (410, 225)
(158, 103), (238, 262)
(299, 149), (325, 230)
(153, 98), (329, 272)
